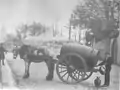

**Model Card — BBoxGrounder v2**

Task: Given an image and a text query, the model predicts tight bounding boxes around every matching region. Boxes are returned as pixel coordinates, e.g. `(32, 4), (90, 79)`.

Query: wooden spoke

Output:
(59, 69), (67, 73)
(78, 71), (80, 79)
(58, 64), (67, 68)
(66, 74), (70, 81)
(84, 73), (89, 77)
(61, 71), (68, 78)
(72, 72), (78, 80)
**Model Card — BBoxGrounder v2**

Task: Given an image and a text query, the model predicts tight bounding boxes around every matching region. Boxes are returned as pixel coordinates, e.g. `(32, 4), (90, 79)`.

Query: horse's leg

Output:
(23, 60), (31, 79)
(45, 58), (54, 81)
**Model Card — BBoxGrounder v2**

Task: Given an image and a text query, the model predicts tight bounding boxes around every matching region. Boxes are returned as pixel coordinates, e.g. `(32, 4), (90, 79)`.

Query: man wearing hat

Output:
(0, 42), (6, 65)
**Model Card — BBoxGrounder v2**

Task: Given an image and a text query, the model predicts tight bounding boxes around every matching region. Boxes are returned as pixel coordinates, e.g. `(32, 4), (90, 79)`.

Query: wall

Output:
(116, 32), (120, 65)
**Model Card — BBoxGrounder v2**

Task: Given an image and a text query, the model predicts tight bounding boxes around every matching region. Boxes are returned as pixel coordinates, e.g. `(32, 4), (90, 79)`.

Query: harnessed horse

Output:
(13, 44), (55, 81)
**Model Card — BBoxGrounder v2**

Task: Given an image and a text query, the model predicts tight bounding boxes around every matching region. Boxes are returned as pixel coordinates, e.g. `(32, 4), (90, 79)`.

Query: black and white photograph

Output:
(0, 0), (120, 90)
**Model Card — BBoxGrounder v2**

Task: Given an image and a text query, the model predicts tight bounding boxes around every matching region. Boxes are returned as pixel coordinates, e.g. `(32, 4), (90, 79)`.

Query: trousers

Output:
(104, 56), (113, 85)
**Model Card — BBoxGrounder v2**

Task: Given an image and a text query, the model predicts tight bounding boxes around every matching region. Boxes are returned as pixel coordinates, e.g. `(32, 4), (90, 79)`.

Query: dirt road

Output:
(1, 53), (119, 90)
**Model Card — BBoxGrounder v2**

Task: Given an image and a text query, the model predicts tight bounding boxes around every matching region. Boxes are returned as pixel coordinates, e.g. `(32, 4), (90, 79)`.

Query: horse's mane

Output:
(18, 45), (30, 57)
(19, 44), (38, 55)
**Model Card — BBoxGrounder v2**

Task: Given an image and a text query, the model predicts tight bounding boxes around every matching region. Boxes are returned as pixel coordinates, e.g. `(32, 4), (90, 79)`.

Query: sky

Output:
(0, 0), (78, 34)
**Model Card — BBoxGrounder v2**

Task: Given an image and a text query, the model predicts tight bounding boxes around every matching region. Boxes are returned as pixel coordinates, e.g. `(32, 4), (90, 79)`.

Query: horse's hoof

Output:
(23, 74), (29, 79)
(46, 75), (53, 81)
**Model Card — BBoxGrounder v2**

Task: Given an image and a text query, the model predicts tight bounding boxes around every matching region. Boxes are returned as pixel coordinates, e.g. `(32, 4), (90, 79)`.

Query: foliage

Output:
(16, 24), (29, 40)
(5, 34), (16, 42)
(15, 22), (48, 39)
(70, 0), (101, 27)
(12, 22), (49, 45)
(29, 22), (47, 36)
(70, 0), (120, 29)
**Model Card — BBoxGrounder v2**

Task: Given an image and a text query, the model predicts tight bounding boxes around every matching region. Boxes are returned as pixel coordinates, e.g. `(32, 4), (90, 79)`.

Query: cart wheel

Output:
(67, 66), (93, 81)
(80, 71), (93, 81)
(67, 69), (93, 81)
(56, 53), (88, 84)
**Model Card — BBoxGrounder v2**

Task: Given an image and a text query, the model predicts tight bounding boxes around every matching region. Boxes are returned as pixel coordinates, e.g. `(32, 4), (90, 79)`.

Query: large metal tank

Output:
(59, 43), (99, 69)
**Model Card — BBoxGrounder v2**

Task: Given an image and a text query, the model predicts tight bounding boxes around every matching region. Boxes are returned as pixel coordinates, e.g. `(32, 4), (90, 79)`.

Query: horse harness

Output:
(16, 45), (49, 60)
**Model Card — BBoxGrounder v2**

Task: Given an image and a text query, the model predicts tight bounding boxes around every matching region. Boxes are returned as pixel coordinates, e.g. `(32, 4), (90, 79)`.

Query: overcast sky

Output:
(0, 0), (78, 34)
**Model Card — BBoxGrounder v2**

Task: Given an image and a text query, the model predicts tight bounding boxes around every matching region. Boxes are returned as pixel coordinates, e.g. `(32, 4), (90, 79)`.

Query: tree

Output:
(71, 0), (119, 28)
(29, 22), (47, 36)
(16, 23), (29, 39)
(70, 0), (119, 41)
(71, 0), (106, 28)
(14, 22), (50, 45)
(15, 22), (48, 39)
(69, 0), (104, 42)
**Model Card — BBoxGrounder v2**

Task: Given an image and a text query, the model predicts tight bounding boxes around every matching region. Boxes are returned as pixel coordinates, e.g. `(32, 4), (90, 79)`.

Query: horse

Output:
(12, 44), (55, 81)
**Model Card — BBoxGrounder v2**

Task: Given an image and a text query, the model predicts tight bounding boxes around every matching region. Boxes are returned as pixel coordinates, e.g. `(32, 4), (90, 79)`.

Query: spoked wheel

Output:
(56, 53), (88, 84)
(82, 71), (93, 81)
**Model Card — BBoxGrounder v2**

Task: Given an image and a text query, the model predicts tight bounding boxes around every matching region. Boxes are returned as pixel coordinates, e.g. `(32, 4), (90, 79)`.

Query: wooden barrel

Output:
(59, 43), (99, 69)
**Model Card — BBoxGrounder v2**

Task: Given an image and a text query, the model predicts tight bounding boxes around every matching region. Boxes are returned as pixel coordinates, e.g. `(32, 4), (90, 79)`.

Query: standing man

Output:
(0, 42), (6, 65)
(85, 29), (94, 47)
(97, 29), (119, 87)
(0, 42), (6, 87)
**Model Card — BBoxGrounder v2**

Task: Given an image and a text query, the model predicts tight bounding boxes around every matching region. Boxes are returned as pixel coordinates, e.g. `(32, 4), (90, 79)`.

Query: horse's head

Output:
(13, 44), (31, 59)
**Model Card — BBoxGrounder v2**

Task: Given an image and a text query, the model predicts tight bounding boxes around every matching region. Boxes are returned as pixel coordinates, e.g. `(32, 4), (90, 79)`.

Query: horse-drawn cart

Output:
(10, 16), (119, 84)
(55, 43), (102, 84)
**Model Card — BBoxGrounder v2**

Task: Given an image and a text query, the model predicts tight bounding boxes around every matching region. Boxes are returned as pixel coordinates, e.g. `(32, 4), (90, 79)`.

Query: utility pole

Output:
(79, 26), (81, 42)
(69, 14), (75, 40)
(53, 23), (55, 37)
(64, 23), (72, 40)
(118, 1), (120, 30)
(69, 22), (71, 40)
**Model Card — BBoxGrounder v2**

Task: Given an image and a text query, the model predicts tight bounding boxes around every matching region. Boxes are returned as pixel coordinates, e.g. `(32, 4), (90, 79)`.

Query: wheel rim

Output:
(56, 61), (85, 84)
(82, 71), (93, 80)
(56, 53), (87, 84)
